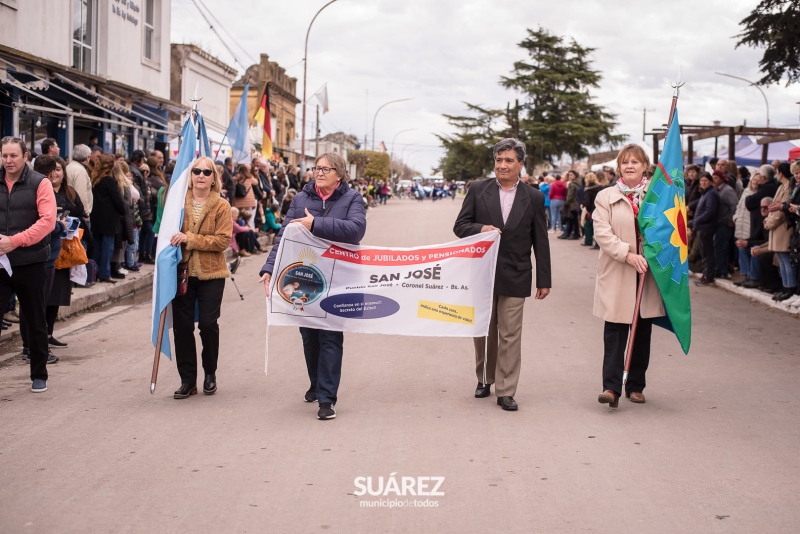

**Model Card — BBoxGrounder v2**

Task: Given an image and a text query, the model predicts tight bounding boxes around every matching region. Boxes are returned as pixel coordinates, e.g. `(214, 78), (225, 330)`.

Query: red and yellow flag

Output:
(253, 83), (273, 159)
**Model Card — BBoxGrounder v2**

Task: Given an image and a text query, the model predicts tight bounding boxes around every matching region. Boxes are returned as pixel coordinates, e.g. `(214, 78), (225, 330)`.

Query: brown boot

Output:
(626, 391), (646, 403)
(598, 390), (619, 408)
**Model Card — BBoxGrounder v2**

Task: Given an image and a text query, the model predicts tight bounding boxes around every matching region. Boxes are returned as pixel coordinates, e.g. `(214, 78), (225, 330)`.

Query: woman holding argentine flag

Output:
(592, 144), (665, 408)
(170, 156), (232, 400)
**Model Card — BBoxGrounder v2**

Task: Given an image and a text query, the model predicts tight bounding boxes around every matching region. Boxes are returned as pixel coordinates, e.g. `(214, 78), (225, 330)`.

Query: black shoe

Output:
(474, 382), (491, 398)
(694, 277), (715, 287)
(141, 254), (155, 265)
(734, 279), (747, 287)
(557, 234), (568, 239)
(497, 396), (518, 411)
(304, 386), (317, 403)
(203, 373), (217, 395)
(741, 280), (760, 289)
(21, 347), (29, 362)
(125, 264), (140, 272)
(590, 244), (600, 250)
(98, 278), (117, 284)
(173, 383), (198, 399)
(773, 290), (793, 302)
(48, 336), (68, 348)
(110, 270), (126, 280)
(317, 402), (336, 420)
(47, 350), (59, 364)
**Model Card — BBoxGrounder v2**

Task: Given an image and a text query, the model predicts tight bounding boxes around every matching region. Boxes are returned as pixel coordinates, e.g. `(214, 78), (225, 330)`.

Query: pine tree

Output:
(736, 0), (800, 85)
(500, 27), (625, 172)
(435, 103), (503, 181)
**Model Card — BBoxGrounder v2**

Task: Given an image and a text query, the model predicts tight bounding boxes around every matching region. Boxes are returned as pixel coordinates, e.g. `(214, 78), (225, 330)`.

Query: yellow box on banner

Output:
(417, 301), (474, 325)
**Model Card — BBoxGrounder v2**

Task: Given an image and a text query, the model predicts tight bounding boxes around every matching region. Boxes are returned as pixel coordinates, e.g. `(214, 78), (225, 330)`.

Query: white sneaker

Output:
(784, 294), (800, 307)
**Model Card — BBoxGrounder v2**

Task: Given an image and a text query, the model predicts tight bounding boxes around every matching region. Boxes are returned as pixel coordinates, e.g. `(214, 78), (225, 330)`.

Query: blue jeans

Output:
(738, 247), (752, 278)
(299, 328), (344, 405)
(550, 199), (564, 230)
(126, 228), (140, 268)
(776, 252), (798, 288)
(93, 234), (115, 280)
(747, 247), (761, 281)
(139, 220), (154, 258)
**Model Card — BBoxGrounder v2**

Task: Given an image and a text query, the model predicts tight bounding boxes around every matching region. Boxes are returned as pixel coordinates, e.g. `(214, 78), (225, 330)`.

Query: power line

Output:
(188, 0), (248, 69)
(194, 0), (259, 66)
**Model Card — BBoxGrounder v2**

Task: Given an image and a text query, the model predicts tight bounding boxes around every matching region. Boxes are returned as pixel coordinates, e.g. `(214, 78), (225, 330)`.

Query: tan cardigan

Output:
(765, 181), (792, 253)
(180, 190), (232, 280)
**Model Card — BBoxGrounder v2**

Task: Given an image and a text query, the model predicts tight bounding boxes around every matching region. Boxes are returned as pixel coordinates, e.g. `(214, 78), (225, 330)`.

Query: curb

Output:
(691, 272), (800, 316)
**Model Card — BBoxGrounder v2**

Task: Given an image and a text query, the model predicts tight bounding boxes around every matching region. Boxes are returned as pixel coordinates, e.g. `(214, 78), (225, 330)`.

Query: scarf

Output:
(617, 178), (648, 216)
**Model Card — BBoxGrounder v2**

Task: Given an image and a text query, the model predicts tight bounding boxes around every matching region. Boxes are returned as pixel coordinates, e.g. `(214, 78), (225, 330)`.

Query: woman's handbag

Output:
(234, 183), (248, 198)
(177, 261), (189, 296)
(55, 228), (88, 269)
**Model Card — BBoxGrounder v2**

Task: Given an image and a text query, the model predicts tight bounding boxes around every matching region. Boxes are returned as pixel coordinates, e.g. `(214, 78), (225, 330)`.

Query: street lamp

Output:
(301, 0), (339, 172)
(715, 71), (770, 127)
(390, 128), (416, 181)
(371, 98), (412, 151)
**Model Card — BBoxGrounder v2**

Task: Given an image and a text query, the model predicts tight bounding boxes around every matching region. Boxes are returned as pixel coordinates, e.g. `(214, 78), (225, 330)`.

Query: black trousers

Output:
(0, 262), (49, 381)
(697, 227), (716, 280)
(172, 277), (225, 384)
(602, 318), (653, 395)
(19, 265), (55, 347)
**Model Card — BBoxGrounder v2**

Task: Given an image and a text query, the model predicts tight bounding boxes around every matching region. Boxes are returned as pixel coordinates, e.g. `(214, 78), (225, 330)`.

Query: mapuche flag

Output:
(253, 83), (273, 159)
(637, 109), (691, 354)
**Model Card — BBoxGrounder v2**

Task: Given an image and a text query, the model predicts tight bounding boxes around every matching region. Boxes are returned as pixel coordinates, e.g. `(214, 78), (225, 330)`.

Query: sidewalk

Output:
(691, 272), (800, 316)
(1, 238), (273, 358)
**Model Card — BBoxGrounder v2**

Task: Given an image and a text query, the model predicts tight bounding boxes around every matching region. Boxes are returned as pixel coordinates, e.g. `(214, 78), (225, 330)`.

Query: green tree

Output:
(736, 0), (800, 85)
(500, 27), (625, 173)
(348, 150), (390, 181)
(435, 103), (503, 180)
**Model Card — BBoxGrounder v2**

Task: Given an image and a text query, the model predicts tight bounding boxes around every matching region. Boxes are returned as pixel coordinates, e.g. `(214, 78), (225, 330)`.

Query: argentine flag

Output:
(151, 110), (211, 359)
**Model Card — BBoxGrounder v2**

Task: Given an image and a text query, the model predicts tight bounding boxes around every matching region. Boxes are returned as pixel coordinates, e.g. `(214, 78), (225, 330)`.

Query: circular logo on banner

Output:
(277, 262), (327, 311)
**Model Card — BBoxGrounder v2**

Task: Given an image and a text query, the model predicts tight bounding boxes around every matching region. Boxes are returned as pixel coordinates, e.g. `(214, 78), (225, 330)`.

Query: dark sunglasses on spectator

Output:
(192, 168), (213, 176)
(760, 206), (769, 210)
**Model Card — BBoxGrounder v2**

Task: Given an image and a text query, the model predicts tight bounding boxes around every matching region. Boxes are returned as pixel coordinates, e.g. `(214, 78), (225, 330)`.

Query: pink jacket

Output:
(230, 218), (248, 252)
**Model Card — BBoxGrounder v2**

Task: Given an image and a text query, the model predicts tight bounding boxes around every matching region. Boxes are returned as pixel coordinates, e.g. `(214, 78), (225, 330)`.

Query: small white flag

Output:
(316, 85), (329, 114)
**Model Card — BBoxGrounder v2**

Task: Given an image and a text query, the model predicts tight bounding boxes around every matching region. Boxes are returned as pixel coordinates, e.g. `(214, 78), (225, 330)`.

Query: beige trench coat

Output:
(765, 181), (792, 253)
(592, 185), (665, 324)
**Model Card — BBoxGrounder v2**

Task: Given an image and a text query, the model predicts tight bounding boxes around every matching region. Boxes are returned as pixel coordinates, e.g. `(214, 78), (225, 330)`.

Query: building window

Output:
(72, 0), (96, 73)
(143, 0), (157, 63)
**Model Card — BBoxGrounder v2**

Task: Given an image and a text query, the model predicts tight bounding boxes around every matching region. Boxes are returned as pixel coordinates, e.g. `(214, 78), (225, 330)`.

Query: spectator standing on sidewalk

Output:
(90, 154), (126, 283)
(764, 162), (797, 301)
(712, 170), (738, 279)
(548, 174), (566, 232)
(0, 137), (57, 392)
(66, 144), (93, 218)
(692, 173), (719, 286)
(733, 173), (760, 285)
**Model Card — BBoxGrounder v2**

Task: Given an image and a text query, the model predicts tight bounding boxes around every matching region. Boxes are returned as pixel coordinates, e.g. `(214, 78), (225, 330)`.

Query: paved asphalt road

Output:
(1, 195), (798, 533)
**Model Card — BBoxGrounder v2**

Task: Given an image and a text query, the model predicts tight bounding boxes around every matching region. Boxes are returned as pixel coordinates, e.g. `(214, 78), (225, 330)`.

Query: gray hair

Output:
(493, 138), (526, 163)
(315, 152), (347, 179)
(72, 144), (91, 162)
(759, 164), (775, 180)
(761, 196), (774, 205)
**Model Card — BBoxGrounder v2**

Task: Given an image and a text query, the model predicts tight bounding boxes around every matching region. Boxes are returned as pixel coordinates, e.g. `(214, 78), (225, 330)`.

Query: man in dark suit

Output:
(453, 138), (551, 411)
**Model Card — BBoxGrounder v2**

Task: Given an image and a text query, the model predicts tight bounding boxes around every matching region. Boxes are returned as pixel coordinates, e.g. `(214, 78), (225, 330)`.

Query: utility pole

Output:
(634, 107), (656, 141)
(315, 104), (320, 158)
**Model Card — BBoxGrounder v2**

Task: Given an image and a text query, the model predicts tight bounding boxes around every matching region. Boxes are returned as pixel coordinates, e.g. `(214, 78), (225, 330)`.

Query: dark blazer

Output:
(454, 178), (551, 298)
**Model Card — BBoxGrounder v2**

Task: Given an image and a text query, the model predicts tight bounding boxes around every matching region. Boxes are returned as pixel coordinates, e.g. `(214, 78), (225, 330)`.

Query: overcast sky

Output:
(171, 0), (799, 173)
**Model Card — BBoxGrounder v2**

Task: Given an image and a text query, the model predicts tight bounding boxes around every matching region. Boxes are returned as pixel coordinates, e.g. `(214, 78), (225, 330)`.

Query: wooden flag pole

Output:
(150, 308), (167, 394)
(622, 72), (685, 390)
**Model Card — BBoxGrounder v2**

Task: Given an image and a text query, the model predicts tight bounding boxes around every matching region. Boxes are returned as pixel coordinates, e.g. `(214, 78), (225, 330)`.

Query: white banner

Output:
(267, 224), (500, 337)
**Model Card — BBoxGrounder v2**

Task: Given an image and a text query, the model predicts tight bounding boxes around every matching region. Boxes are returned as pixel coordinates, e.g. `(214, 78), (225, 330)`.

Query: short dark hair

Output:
(131, 149), (146, 164)
(91, 145), (103, 154)
(709, 157), (719, 167)
(738, 166), (750, 179)
(492, 138), (526, 162)
(224, 157), (232, 166)
(41, 138), (58, 155)
(33, 155), (57, 176)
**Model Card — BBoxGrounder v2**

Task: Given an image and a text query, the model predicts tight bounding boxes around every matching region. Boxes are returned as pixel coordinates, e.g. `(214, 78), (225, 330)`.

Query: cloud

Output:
(172, 0), (799, 173)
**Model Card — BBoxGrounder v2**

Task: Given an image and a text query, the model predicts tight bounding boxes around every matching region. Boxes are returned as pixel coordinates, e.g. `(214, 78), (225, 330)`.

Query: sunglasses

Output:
(192, 168), (213, 176)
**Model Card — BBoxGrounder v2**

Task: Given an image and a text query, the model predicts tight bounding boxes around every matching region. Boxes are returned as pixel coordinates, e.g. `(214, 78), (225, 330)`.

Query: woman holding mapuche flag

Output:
(592, 144), (665, 408)
(259, 152), (366, 421)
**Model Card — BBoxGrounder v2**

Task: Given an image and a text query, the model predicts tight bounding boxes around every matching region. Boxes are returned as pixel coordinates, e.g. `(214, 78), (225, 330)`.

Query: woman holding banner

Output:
(170, 157), (232, 399)
(592, 144), (665, 408)
(259, 153), (366, 420)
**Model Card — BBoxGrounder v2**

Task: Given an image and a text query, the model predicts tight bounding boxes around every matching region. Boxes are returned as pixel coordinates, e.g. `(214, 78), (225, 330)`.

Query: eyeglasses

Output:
(192, 168), (213, 176)
(760, 206), (769, 211)
(311, 166), (333, 175)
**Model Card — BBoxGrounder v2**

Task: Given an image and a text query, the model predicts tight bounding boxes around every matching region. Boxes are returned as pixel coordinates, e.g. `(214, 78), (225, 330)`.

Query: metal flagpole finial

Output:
(671, 68), (685, 97)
